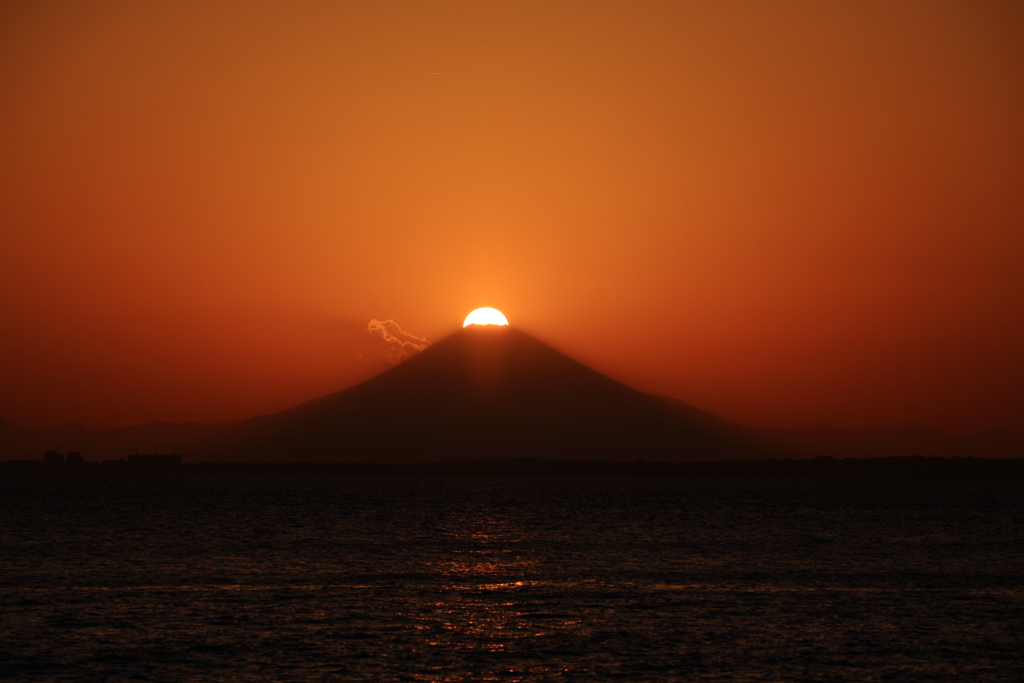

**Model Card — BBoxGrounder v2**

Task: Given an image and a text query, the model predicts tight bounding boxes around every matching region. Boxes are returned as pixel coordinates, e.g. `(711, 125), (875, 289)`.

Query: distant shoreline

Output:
(3, 456), (1023, 480)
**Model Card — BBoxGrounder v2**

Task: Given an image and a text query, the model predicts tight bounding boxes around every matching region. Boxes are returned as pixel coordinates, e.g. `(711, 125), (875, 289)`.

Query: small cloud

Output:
(367, 319), (431, 365)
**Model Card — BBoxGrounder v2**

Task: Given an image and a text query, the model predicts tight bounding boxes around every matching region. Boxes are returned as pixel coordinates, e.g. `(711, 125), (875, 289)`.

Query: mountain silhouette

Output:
(194, 325), (770, 462)
(4, 325), (1022, 463)
(0, 416), (215, 461)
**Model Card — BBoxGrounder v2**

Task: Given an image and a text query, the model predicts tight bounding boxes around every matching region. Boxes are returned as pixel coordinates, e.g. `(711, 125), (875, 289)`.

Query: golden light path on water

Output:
(405, 507), (580, 680)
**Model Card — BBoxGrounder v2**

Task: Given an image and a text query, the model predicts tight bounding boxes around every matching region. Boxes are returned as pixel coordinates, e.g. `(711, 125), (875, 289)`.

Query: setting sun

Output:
(463, 308), (509, 327)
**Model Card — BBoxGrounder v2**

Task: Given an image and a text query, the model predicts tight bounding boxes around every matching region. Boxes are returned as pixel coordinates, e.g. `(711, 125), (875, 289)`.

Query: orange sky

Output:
(2, 0), (1022, 433)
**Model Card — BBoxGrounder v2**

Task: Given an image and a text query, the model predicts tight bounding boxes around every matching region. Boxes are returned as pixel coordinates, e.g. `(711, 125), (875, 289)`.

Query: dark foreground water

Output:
(1, 476), (1022, 682)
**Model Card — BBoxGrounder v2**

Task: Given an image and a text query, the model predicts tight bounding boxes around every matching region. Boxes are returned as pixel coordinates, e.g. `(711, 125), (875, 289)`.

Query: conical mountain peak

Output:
(197, 325), (767, 463)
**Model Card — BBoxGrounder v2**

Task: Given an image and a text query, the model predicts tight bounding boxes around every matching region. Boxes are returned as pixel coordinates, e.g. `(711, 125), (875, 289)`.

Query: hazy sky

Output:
(2, 0), (1022, 432)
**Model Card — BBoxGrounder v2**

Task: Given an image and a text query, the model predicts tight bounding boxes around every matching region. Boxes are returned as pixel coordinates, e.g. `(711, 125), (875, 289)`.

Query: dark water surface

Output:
(2, 476), (1022, 681)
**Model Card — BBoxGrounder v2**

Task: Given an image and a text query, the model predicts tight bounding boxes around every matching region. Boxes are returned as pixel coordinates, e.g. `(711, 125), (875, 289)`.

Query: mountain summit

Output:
(196, 325), (766, 462)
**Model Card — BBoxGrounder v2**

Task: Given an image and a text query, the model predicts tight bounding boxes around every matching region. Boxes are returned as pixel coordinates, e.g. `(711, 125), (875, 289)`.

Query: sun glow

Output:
(463, 308), (509, 327)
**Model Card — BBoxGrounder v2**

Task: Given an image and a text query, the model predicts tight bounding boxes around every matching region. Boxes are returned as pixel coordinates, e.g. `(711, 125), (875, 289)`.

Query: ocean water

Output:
(1, 476), (1022, 682)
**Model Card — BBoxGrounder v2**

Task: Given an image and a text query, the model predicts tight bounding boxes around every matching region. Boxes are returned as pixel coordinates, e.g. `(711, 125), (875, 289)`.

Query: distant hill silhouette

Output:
(0, 417), (216, 460)
(2, 325), (1022, 463)
(761, 424), (1024, 460)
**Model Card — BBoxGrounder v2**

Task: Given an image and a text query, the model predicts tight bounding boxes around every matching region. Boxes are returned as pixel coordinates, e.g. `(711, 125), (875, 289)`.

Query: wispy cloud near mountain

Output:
(367, 319), (431, 365)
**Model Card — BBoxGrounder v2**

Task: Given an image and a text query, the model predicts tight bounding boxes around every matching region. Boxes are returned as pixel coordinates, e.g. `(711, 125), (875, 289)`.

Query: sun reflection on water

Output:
(401, 508), (570, 669)
(5, 477), (1020, 681)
